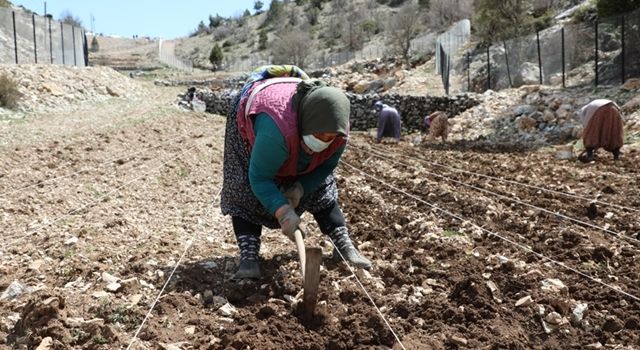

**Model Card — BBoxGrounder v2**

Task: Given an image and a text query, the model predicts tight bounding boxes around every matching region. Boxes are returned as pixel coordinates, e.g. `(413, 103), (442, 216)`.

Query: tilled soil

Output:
(1, 90), (639, 350)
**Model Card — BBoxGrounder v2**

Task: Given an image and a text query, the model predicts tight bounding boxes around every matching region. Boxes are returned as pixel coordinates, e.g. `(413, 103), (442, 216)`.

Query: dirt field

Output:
(1, 85), (639, 349)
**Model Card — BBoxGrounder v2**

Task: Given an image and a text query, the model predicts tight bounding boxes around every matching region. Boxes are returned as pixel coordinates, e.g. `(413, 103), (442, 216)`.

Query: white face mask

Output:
(302, 134), (333, 153)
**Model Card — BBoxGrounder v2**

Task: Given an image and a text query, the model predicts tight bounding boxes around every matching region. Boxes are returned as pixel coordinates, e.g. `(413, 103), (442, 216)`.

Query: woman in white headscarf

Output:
(578, 99), (624, 162)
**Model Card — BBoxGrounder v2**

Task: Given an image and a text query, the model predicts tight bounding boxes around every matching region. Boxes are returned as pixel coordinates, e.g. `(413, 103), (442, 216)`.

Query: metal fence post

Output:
(32, 14), (38, 63)
(60, 22), (66, 64)
(72, 26), (77, 66)
(467, 51), (471, 92)
(83, 29), (89, 66)
(536, 31), (542, 84)
(12, 11), (18, 64)
(48, 16), (53, 63)
(503, 40), (512, 88)
(486, 46), (491, 91)
(621, 15), (625, 84)
(561, 27), (566, 88)
(594, 20), (598, 87)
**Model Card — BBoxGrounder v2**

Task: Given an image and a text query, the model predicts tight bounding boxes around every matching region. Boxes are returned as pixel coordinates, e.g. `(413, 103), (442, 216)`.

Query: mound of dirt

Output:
(0, 64), (146, 114)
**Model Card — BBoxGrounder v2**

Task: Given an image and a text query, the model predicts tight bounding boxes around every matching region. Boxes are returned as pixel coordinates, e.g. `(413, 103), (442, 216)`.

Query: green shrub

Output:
(361, 19), (382, 36)
(571, 1), (597, 22)
(473, 0), (534, 44)
(222, 40), (232, 48)
(307, 7), (320, 25)
(0, 74), (22, 110)
(209, 44), (224, 69)
(90, 36), (100, 52)
(258, 30), (268, 50)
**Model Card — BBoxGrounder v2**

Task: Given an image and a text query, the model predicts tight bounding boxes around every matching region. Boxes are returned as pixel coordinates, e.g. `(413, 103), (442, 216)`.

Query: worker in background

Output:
(374, 101), (401, 143)
(424, 111), (450, 143)
(578, 99), (624, 162)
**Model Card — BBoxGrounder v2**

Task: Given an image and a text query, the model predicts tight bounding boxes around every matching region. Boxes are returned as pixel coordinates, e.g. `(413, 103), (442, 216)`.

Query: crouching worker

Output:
(424, 111), (450, 143)
(578, 99), (624, 162)
(221, 65), (372, 280)
(374, 101), (401, 143)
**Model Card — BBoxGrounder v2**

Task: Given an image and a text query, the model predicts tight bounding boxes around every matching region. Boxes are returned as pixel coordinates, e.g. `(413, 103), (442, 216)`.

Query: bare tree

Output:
(387, 3), (423, 60)
(427, 0), (473, 30)
(60, 10), (83, 28)
(271, 31), (311, 68)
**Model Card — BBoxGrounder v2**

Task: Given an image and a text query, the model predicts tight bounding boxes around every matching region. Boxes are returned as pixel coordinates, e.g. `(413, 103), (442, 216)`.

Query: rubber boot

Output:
(612, 148), (621, 160)
(232, 260), (261, 280)
(328, 227), (372, 270)
(232, 234), (261, 280)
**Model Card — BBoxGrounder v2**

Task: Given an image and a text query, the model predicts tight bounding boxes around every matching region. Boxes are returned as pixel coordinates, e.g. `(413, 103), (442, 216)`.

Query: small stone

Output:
(449, 335), (468, 346)
(585, 342), (603, 349)
(541, 278), (567, 294)
(106, 282), (122, 293)
(211, 296), (227, 308)
(0, 281), (26, 301)
(35, 337), (54, 350)
(184, 325), (196, 335)
(64, 237), (78, 246)
(515, 295), (533, 308)
(541, 319), (555, 334)
(571, 303), (588, 324)
(218, 303), (238, 317)
(92, 291), (110, 299)
(218, 317), (234, 323)
(129, 294), (143, 306)
(545, 312), (563, 325)
(101, 272), (120, 284)
(28, 260), (44, 272)
(203, 290), (214, 305)
(355, 269), (372, 280)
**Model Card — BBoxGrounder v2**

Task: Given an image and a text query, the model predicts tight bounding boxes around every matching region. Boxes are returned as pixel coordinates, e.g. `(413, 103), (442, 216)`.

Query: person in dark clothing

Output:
(374, 101), (401, 143)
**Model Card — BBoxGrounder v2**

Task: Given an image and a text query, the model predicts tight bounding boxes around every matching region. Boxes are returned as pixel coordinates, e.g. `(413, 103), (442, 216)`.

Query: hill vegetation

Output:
(174, 0), (640, 71)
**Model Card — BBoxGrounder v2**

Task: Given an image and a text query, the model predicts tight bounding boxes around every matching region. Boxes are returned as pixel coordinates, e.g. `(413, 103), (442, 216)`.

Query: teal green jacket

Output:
(248, 113), (345, 215)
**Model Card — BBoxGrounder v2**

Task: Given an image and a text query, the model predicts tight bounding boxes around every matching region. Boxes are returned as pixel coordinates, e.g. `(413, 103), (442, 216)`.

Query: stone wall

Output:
(197, 88), (479, 132)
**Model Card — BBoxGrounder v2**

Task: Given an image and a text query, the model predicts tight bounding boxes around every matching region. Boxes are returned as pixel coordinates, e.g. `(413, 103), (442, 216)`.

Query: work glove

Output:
(275, 204), (301, 242)
(280, 182), (304, 208)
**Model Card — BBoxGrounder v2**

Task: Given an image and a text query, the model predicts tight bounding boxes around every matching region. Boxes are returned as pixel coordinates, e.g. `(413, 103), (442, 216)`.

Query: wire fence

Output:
(222, 34), (438, 73)
(158, 39), (193, 72)
(446, 8), (640, 94)
(0, 7), (87, 66)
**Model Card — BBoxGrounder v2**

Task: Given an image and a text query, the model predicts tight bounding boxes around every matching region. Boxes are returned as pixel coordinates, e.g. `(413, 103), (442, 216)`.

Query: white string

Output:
(1, 142), (207, 251)
(341, 160), (640, 303)
(0, 133), (189, 199)
(127, 188), (221, 350)
(355, 146), (640, 246)
(328, 236), (407, 350)
(361, 142), (638, 213)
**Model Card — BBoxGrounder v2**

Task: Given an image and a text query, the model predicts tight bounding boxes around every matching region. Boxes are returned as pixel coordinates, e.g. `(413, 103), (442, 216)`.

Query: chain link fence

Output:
(158, 39), (193, 72)
(450, 8), (640, 94)
(221, 32), (438, 73)
(0, 7), (87, 66)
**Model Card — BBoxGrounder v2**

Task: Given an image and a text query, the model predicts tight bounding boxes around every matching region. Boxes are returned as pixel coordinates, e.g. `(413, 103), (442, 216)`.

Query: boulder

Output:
(622, 78), (640, 91)
(520, 62), (542, 85)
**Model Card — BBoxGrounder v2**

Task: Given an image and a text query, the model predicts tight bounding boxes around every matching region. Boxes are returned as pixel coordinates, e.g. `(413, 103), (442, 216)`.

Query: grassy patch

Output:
(442, 229), (464, 237)
(91, 335), (109, 345)
(178, 167), (190, 178)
